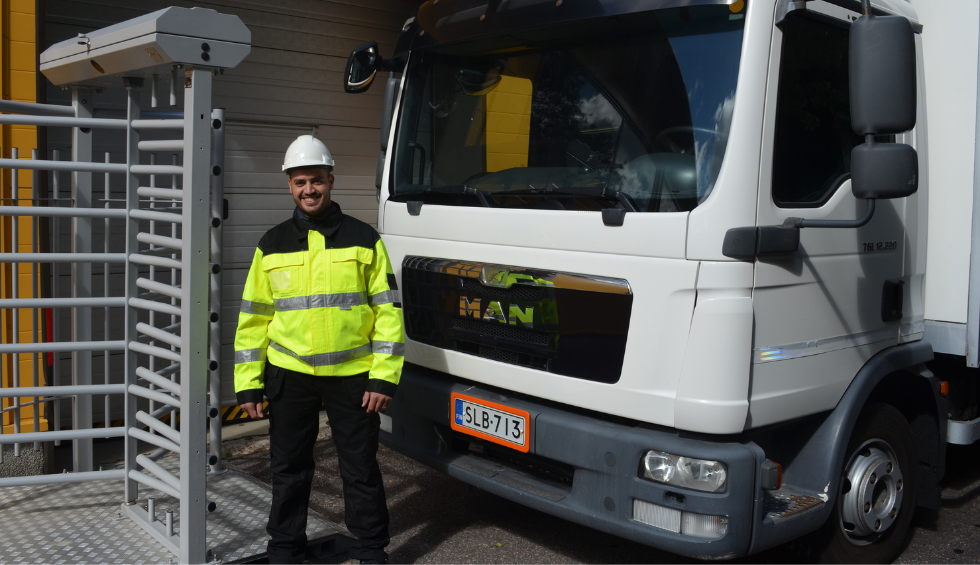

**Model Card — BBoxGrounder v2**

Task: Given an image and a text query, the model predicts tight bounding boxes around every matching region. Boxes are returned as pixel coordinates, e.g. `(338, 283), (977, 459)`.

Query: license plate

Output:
(451, 392), (530, 452)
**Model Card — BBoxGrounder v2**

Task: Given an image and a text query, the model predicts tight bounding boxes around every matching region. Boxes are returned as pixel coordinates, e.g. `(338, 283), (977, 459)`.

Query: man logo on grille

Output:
(460, 296), (534, 328)
(485, 300), (534, 328)
(459, 296), (481, 318)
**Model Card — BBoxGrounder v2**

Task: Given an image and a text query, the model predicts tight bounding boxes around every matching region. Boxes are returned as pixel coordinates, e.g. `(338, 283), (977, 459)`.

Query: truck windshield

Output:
(391, 5), (745, 213)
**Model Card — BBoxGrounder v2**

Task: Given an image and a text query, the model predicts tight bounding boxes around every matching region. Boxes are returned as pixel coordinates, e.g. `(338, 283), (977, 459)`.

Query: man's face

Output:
(288, 167), (334, 216)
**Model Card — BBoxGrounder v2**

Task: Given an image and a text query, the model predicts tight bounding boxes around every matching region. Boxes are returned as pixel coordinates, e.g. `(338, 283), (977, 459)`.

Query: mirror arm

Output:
(381, 56), (406, 72)
(784, 198), (876, 229)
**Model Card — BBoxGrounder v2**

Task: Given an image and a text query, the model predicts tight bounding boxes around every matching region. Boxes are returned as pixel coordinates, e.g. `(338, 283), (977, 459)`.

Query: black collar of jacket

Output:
(292, 202), (343, 240)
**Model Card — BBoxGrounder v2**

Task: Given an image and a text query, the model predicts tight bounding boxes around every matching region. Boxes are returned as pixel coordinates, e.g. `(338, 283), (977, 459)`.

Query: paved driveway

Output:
(227, 434), (979, 563)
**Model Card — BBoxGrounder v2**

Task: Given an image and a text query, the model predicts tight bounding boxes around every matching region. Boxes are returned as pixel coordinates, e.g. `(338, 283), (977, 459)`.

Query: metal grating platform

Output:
(0, 456), (347, 563)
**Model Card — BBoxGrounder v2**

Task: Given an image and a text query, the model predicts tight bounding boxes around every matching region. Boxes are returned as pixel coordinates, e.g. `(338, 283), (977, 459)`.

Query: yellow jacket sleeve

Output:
(366, 236), (405, 396)
(234, 248), (275, 405)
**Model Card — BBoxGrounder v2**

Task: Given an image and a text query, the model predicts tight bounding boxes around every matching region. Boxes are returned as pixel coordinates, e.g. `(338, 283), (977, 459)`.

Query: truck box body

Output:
(917, 1), (980, 362)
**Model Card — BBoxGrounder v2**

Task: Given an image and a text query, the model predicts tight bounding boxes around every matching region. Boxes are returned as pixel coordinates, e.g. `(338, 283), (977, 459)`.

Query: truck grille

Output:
(402, 256), (633, 384)
(479, 345), (520, 364)
(453, 317), (551, 346)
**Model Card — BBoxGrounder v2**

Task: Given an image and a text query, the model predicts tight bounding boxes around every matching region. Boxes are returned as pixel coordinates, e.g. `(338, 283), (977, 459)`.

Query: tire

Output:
(814, 403), (918, 563)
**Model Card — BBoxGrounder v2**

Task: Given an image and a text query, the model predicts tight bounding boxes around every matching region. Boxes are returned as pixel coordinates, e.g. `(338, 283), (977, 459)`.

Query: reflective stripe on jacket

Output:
(233, 204), (404, 405)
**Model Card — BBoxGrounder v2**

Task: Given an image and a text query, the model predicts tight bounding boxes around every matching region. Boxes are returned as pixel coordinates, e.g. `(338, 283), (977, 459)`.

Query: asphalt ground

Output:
(225, 428), (980, 564)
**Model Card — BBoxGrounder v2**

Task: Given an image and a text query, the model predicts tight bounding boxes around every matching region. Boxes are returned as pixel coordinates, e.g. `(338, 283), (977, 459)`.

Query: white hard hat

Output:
(282, 135), (335, 172)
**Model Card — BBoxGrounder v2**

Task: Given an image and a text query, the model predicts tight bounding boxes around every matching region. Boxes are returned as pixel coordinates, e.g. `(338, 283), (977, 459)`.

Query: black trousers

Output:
(266, 367), (390, 564)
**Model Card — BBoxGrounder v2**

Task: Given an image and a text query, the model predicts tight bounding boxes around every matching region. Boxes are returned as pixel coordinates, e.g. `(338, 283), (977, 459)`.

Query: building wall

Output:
(1, 0), (46, 434)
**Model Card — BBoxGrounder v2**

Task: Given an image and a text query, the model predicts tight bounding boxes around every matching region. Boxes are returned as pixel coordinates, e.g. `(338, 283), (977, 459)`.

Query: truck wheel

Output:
(818, 403), (918, 563)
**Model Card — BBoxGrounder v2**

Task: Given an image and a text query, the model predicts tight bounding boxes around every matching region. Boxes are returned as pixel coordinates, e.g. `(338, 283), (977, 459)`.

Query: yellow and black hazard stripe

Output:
(85, 405), (271, 429)
(220, 401), (270, 424)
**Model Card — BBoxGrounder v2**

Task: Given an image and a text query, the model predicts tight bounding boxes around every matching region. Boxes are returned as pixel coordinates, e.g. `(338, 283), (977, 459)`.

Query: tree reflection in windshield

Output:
(393, 4), (745, 213)
(670, 27), (744, 201)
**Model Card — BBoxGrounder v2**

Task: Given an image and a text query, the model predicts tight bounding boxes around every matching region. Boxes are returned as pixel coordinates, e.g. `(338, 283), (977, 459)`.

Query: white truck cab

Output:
(344, 0), (979, 561)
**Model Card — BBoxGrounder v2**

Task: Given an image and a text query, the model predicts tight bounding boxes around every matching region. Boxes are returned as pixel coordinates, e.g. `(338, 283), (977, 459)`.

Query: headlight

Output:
(640, 451), (728, 493)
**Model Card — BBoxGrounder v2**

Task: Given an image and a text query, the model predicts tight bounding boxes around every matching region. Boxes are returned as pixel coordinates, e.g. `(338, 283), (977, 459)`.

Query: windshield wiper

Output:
(421, 185), (494, 208)
(507, 186), (638, 212)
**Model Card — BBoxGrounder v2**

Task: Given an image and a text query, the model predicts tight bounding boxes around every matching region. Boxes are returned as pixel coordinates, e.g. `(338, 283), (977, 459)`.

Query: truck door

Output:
(749, 3), (908, 428)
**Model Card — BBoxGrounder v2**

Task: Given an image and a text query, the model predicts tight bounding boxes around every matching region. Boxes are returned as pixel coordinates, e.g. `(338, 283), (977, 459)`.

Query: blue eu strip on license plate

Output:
(454, 398), (464, 424)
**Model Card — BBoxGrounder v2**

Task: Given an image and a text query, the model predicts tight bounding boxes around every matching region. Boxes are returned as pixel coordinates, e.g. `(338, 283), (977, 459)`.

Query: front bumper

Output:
(382, 363), (766, 559)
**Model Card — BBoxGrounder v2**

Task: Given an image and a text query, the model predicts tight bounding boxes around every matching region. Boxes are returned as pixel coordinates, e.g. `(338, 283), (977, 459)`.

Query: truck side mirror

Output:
(851, 142), (917, 199)
(849, 14), (916, 135)
(849, 12), (918, 199)
(345, 41), (380, 93)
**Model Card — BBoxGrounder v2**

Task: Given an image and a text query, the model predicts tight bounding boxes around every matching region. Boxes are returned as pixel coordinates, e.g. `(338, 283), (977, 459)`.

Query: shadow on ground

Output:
(227, 433), (980, 564)
(227, 433), (814, 564)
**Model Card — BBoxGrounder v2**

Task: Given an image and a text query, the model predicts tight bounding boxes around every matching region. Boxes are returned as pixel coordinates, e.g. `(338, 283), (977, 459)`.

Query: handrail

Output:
(0, 114), (127, 129)
(0, 340), (126, 354)
(0, 470), (126, 488)
(0, 158), (127, 174)
(0, 297), (126, 308)
(0, 99), (74, 117)
(0, 100), (185, 120)
(0, 252), (127, 263)
(0, 384), (126, 398)
(0, 427), (126, 444)
(0, 206), (127, 218)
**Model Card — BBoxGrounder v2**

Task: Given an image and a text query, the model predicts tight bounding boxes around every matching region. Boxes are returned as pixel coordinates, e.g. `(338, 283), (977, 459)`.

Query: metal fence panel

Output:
(0, 70), (228, 565)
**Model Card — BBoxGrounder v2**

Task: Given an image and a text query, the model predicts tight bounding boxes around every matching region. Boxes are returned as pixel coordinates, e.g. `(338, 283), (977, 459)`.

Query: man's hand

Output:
(241, 402), (264, 419)
(362, 391), (392, 414)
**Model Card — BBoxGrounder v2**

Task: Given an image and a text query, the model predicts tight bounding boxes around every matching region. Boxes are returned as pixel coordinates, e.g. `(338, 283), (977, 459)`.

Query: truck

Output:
(341, 0), (980, 561)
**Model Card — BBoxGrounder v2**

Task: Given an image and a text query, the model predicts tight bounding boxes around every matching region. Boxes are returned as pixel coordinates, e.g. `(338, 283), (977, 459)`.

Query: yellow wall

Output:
(1, 0), (46, 434)
(485, 75), (532, 172)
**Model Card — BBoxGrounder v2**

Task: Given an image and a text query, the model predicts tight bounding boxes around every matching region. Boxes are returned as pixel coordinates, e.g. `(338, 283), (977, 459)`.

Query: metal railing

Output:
(0, 67), (225, 563)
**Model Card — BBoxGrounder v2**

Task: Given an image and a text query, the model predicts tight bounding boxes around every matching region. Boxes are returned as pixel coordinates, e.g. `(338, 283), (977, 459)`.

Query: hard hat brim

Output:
(283, 164), (334, 174)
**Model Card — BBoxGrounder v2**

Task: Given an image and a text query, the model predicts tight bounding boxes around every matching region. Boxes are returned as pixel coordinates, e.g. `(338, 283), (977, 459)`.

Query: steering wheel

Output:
(655, 126), (723, 154)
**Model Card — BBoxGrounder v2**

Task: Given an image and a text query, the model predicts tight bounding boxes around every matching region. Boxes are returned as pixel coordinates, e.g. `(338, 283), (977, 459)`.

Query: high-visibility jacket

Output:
(234, 204), (404, 405)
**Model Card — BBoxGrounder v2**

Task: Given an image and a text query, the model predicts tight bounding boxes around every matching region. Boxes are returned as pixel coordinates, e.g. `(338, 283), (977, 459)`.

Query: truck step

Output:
(763, 490), (826, 524)
(947, 415), (980, 445)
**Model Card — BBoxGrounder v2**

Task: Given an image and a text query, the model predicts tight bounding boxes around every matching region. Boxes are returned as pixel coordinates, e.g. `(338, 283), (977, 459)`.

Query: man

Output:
(234, 135), (404, 564)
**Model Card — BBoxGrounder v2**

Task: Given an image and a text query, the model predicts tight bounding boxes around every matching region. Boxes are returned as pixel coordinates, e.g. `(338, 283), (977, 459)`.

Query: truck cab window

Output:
(392, 6), (744, 213)
(772, 12), (865, 207)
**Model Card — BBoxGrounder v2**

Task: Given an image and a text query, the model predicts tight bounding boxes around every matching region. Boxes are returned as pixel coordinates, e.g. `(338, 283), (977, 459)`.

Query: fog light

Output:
(640, 451), (728, 493)
(633, 499), (728, 540)
(681, 511), (729, 539)
(379, 413), (392, 434)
